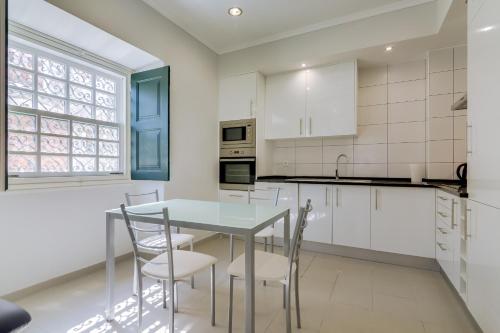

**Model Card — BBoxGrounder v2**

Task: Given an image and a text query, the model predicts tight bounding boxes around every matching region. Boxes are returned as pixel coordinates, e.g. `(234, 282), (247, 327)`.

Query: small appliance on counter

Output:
(219, 119), (256, 190)
(456, 163), (467, 185)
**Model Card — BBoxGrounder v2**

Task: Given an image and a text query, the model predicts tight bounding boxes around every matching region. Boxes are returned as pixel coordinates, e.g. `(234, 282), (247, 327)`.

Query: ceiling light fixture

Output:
(301, 63), (307, 68)
(385, 45), (393, 52)
(478, 25), (495, 32)
(228, 7), (243, 16)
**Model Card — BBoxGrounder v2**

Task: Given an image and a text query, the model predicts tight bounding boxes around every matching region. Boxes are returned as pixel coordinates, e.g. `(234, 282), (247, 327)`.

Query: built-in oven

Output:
(220, 118), (256, 149)
(219, 147), (256, 190)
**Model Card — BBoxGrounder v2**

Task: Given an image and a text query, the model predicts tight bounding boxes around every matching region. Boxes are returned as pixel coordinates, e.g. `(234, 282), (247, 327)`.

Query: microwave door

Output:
(222, 126), (247, 142)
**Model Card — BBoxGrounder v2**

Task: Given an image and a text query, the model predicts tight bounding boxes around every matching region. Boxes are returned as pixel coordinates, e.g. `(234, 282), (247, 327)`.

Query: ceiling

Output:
(142, 0), (436, 54)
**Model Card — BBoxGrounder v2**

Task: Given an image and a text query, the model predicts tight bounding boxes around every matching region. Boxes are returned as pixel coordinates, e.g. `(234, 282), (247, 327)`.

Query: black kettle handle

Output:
(456, 163), (466, 179)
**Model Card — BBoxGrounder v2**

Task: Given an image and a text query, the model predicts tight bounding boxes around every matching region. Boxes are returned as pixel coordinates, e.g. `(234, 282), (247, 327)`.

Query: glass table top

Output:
(107, 199), (289, 231)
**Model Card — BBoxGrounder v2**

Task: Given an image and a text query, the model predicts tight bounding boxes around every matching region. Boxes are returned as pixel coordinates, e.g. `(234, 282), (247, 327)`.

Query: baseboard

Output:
(3, 232), (219, 301)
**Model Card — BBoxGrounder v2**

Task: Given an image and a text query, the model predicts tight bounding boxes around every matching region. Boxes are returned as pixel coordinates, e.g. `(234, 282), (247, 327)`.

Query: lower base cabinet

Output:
(299, 184), (333, 244)
(371, 187), (435, 258)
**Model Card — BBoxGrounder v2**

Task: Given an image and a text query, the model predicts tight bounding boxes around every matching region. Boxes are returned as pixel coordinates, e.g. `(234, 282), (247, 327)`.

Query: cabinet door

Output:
(371, 187), (436, 258)
(332, 185), (371, 249)
(467, 200), (500, 333)
(306, 61), (357, 137)
(299, 184), (333, 244)
(219, 190), (249, 204)
(265, 71), (306, 139)
(255, 182), (298, 239)
(467, 0), (500, 209)
(219, 73), (257, 121)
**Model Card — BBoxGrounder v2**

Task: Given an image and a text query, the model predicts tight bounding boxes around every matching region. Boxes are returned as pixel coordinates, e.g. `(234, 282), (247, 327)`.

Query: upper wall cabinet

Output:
(219, 72), (257, 121)
(265, 60), (357, 140)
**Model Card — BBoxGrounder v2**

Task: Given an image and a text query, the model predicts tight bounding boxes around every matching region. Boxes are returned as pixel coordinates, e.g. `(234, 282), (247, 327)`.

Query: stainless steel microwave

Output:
(219, 118), (256, 149)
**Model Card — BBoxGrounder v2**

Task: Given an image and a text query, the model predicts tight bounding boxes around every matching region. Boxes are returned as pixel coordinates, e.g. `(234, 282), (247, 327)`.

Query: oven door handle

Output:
(220, 158), (256, 162)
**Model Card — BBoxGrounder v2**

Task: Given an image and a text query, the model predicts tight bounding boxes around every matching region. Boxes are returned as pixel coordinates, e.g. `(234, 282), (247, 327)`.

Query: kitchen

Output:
(1, 0), (499, 333)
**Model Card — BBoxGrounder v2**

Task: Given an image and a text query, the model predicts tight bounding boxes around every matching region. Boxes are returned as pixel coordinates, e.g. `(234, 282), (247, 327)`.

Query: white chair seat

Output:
(227, 250), (296, 282)
(255, 226), (275, 238)
(143, 250), (217, 280)
(137, 233), (194, 252)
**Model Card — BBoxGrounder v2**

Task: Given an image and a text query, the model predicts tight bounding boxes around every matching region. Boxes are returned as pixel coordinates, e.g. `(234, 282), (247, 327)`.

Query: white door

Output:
(371, 187), (436, 258)
(255, 182), (299, 239)
(265, 71), (306, 139)
(332, 185), (371, 249)
(467, 0), (500, 209)
(219, 73), (257, 121)
(219, 190), (249, 204)
(299, 184), (333, 244)
(306, 61), (357, 137)
(467, 200), (500, 333)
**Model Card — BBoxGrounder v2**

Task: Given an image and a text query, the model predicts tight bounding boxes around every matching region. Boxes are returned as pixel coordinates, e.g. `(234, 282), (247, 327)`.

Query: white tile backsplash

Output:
(388, 79), (426, 103)
(354, 124), (387, 144)
(359, 66), (388, 87)
(388, 122), (426, 143)
(354, 144), (387, 164)
(388, 60), (426, 83)
(388, 100), (425, 123)
(429, 71), (453, 96)
(266, 50), (465, 179)
(388, 142), (426, 163)
(429, 48), (453, 73)
(358, 85), (388, 106)
(358, 104), (387, 125)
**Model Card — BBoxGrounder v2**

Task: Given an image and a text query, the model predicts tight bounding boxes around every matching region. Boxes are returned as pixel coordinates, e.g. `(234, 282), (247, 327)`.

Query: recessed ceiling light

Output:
(385, 46), (393, 52)
(301, 63), (307, 68)
(228, 7), (243, 16)
(479, 25), (495, 32)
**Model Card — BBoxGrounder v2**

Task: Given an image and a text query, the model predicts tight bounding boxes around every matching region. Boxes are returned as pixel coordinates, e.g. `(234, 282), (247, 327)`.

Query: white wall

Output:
(1, 0), (219, 296)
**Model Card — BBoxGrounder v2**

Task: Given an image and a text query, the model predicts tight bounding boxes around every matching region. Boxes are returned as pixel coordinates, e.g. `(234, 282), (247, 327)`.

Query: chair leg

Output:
(169, 279), (175, 333)
(229, 234), (234, 262)
(211, 264), (216, 326)
(285, 282), (292, 333)
(228, 275), (234, 333)
(282, 284), (286, 309)
(132, 259), (138, 296)
(137, 266), (143, 329)
(162, 280), (167, 309)
(295, 266), (302, 329)
(190, 240), (195, 289)
(264, 237), (268, 252)
(271, 235), (274, 254)
(174, 281), (179, 313)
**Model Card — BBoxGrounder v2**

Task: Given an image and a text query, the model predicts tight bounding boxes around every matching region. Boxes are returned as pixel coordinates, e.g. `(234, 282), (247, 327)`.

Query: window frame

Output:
(6, 26), (132, 190)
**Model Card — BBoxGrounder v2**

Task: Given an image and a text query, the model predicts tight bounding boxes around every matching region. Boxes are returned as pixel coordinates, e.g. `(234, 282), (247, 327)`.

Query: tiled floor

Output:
(15, 237), (478, 333)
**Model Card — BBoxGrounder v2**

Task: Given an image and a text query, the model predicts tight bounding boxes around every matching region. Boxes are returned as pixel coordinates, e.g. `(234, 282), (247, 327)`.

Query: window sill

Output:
(7, 175), (133, 191)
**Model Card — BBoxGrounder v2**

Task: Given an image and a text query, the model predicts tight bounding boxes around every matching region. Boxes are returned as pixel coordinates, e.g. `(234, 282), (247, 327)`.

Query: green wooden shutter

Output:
(131, 66), (170, 181)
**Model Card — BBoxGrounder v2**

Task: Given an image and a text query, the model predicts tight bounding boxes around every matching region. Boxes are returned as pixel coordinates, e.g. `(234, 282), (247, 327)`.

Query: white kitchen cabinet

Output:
(265, 70), (306, 139)
(219, 189), (248, 204)
(299, 184), (333, 244)
(371, 187), (436, 258)
(265, 60), (357, 139)
(219, 72), (258, 121)
(332, 185), (371, 249)
(467, 0), (500, 209)
(466, 200), (500, 333)
(306, 61), (357, 137)
(255, 182), (299, 239)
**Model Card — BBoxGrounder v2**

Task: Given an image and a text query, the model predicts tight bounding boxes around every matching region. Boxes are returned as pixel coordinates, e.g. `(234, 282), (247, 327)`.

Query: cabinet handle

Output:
(451, 199), (457, 229)
(465, 208), (472, 239)
(299, 118), (303, 136)
(375, 189), (379, 210)
(437, 242), (448, 251)
(325, 187), (328, 206)
(467, 124), (472, 154)
(336, 187), (339, 207)
(309, 116), (312, 135)
(438, 211), (448, 218)
(437, 195), (449, 201)
(229, 194), (244, 198)
(437, 227), (448, 234)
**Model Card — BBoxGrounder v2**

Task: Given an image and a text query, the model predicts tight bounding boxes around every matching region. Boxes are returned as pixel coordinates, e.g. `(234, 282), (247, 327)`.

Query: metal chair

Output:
(229, 188), (281, 263)
(125, 190), (195, 293)
(227, 199), (312, 333)
(120, 204), (217, 332)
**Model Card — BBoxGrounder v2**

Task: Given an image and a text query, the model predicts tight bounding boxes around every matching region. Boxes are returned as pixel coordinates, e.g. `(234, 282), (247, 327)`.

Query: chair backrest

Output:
(288, 199), (312, 276)
(125, 190), (160, 206)
(120, 204), (174, 278)
(248, 187), (280, 206)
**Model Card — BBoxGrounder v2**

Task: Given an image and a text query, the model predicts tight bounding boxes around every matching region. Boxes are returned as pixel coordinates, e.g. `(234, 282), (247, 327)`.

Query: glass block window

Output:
(7, 40), (124, 177)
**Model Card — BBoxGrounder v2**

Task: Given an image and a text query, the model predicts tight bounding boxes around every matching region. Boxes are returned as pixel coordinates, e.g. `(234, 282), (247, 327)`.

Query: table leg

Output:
(105, 213), (115, 321)
(244, 233), (255, 333)
(283, 210), (290, 257)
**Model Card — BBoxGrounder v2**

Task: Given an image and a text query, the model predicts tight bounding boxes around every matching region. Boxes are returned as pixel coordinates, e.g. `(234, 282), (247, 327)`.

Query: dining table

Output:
(104, 198), (291, 333)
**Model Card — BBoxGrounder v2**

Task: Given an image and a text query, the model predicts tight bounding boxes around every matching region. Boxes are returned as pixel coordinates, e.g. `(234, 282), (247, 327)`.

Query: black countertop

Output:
(256, 176), (468, 198)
